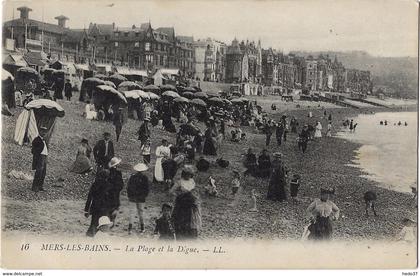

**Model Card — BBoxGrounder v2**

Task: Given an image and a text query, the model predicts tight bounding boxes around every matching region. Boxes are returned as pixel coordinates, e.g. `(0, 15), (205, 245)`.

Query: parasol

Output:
(95, 74), (108, 80)
(223, 99), (232, 105)
(162, 90), (180, 98)
(2, 69), (14, 81)
(148, 92), (160, 100)
(194, 92), (208, 99)
(208, 97), (224, 103)
(206, 91), (220, 98)
(95, 85), (127, 104)
(160, 84), (177, 92)
(123, 90), (140, 99)
(191, 98), (207, 107)
(182, 87), (196, 92)
(182, 91), (194, 99)
(118, 81), (141, 91)
(143, 84), (160, 92)
(17, 67), (38, 75)
(104, 81), (116, 88)
(174, 96), (189, 103)
(83, 77), (105, 85)
(108, 74), (127, 86)
(25, 99), (65, 117)
(130, 90), (150, 100)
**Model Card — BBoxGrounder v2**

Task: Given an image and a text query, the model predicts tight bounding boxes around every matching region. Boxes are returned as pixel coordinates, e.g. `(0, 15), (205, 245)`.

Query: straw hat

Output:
(133, 162), (148, 172)
(108, 157), (122, 168)
(97, 216), (112, 229)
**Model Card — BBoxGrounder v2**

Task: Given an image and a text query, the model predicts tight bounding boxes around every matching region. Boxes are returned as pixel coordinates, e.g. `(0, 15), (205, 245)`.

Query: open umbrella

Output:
(148, 92), (160, 100)
(192, 86), (202, 92)
(25, 99), (65, 117)
(223, 99), (232, 105)
(104, 81), (116, 88)
(174, 96), (189, 103)
(17, 67), (38, 75)
(95, 74), (108, 80)
(160, 84), (177, 92)
(118, 81), (141, 91)
(42, 68), (56, 74)
(162, 90), (180, 98)
(130, 90), (150, 100)
(108, 74), (127, 86)
(194, 92), (208, 99)
(95, 85), (127, 104)
(230, 98), (244, 103)
(208, 97), (224, 103)
(83, 77), (105, 86)
(143, 84), (160, 92)
(2, 69), (14, 81)
(191, 98), (207, 107)
(182, 86), (196, 92)
(123, 90), (140, 99)
(182, 91), (194, 99)
(206, 91), (220, 98)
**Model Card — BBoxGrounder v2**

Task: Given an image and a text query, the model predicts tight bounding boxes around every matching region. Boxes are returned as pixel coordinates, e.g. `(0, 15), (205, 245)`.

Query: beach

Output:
(1, 95), (417, 241)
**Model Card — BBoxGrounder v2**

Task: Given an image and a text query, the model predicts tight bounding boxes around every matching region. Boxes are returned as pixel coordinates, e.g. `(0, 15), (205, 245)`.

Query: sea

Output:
(336, 112), (417, 194)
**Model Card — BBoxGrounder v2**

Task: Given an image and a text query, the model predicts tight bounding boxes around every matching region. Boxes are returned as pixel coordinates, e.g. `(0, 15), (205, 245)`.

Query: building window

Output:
(135, 42), (140, 47)
(115, 42), (119, 47)
(160, 55), (164, 65)
(124, 32), (128, 37)
(145, 42), (151, 51)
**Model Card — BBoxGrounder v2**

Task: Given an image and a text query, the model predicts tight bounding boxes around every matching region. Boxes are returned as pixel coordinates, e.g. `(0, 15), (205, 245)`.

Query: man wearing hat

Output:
(93, 132), (115, 168)
(31, 126), (49, 192)
(127, 163), (150, 234)
(64, 79), (72, 101)
(267, 152), (288, 202)
(108, 157), (123, 226)
(298, 125), (310, 153)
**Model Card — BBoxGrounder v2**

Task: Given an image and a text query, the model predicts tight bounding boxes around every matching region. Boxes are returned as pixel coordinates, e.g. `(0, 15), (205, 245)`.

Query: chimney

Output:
(17, 6), (32, 20)
(112, 22), (115, 30)
(55, 15), (69, 28)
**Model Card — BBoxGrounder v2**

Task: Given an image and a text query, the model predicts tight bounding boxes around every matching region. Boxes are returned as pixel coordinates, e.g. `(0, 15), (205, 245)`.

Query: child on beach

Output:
(231, 170), (241, 196)
(154, 203), (175, 240)
(94, 216), (113, 240)
(290, 174), (301, 202)
(204, 176), (218, 197)
(141, 139), (151, 165)
(250, 189), (258, 211)
(326, 122), (332, 137)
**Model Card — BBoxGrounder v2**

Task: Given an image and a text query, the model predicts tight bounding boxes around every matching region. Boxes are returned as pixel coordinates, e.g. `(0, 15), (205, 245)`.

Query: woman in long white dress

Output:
(314, 121), (323, 138)
(154, 139), (171, 183)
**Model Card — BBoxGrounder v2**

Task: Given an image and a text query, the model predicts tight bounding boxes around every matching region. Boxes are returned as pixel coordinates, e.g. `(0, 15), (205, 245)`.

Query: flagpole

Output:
(11, 5), (14, 39)
(61, 43), (64, 60)
(41, 5), (44, 52)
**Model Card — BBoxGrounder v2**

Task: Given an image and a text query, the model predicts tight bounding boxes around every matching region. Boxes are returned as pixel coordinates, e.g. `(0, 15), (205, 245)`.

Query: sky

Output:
(2, 0), (418, 57)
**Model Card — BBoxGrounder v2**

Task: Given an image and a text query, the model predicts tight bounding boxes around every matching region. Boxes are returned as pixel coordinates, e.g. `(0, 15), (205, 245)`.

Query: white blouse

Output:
(307, 199), (340, 219)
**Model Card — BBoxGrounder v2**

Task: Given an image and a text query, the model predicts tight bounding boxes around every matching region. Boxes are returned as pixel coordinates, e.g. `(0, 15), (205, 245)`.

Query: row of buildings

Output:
(2, 6), (372, 94)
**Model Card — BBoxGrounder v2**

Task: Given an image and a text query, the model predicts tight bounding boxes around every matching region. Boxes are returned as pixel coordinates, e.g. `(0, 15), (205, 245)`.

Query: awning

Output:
(95, 64), (112, 72)
(3, 54), (28, 67)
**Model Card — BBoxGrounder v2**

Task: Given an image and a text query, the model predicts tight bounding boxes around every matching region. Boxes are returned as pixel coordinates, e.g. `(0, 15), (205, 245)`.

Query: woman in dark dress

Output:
(267, 153), (288, 202)
(243, 148), (257, 176)
(203, 124), (217, 156)
(84, 169), (112, 237)
(171, 168), (202, 240)
(257, 149), (271, 178)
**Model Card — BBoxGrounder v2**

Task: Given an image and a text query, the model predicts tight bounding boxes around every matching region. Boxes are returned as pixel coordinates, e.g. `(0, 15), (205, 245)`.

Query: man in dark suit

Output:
(93, 132), (114, 168)
(31, 127), (49, 192)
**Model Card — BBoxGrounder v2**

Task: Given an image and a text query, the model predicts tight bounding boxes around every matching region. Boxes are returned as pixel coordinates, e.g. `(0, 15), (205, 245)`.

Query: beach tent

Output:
(14, 99), (65, 145)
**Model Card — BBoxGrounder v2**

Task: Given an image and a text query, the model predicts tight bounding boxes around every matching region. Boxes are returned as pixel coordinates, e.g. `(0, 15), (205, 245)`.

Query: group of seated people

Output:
(242, 148), (272, 178)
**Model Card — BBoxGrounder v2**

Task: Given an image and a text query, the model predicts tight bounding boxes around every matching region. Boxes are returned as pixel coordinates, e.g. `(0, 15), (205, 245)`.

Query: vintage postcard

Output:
(1, 0), (418, 270)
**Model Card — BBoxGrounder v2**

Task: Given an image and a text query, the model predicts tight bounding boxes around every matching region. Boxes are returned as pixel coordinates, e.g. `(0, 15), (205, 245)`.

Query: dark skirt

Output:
(308, 216), (333, 240)
(290, 183), (299, 197)
(203, 138), (217, 155)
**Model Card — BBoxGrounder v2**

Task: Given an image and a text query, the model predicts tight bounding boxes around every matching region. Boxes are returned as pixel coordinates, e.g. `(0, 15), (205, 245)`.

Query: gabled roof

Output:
(140, 22), (151, 30)
(62, 30), (90, 43)
(3, 53), (28, 67)
(156, 27), (175, 41)
(177, 36), (194, 43)
(24, 51), (48, 66)
(88, 23), (114, 36)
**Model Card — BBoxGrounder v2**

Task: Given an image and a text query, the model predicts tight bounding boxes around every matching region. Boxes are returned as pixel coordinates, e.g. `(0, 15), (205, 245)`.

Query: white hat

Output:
(180, 178), (196, 192)
(97, 216), (112, 229)
(133, 162), (148, 172)
(108, 157), (122, 168)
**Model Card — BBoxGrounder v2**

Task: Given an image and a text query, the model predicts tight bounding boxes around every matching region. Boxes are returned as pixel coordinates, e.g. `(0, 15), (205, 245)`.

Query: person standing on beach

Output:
(326, 122), (332, 137)
(108, 157), (124, 226)
(276, 122), (284, 146)
(127, 163), (150, 234)
(306, 188), (340, 241)
(267, 153), (288, 202)
(298, 125), (310, 153)
(64, 79), (72, 101)
(314, 122), (323, 138)
(137, 118), (151, 149)
(349, 120), (354, 132)
(113, 107), (124, 142)
(264, 121), (274, 147)
(93, 132), (114, 169)
(31, 127), (49, 192)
